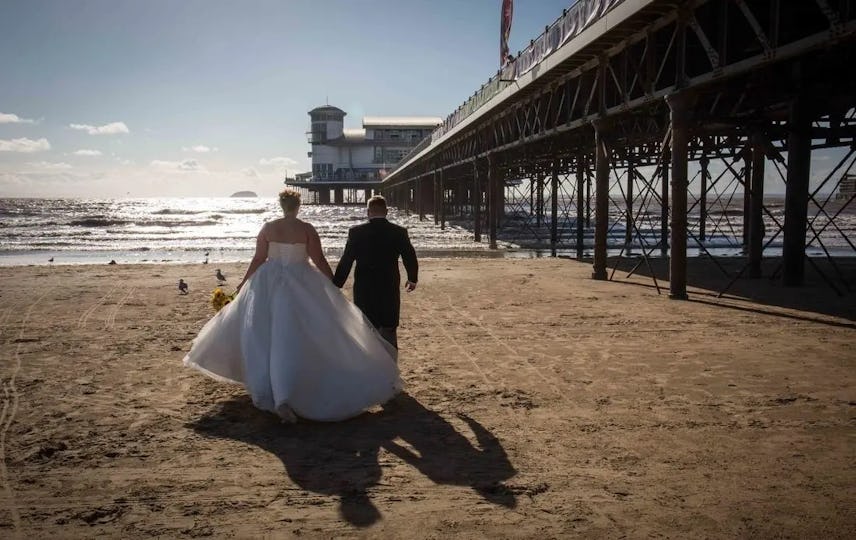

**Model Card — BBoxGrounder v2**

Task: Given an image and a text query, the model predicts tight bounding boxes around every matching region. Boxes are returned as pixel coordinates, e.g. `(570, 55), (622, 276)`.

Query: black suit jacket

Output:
(333, 218), (418, 328)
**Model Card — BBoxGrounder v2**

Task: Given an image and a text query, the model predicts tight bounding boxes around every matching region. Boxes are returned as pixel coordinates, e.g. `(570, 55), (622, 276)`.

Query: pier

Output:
(378, 0), (856, 297)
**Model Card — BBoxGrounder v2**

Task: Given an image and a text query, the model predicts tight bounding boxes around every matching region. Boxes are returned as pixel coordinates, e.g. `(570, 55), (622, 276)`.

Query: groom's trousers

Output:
(377, 326), (398, 350)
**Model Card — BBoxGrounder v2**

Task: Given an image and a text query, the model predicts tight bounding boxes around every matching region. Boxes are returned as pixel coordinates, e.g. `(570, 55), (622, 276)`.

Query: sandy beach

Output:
(0, 257), (854, 538)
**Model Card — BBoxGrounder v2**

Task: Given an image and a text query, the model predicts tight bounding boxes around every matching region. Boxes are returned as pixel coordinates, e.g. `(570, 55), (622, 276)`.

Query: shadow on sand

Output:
(187, 393), (517, 527)
(604, 255), (856, 324)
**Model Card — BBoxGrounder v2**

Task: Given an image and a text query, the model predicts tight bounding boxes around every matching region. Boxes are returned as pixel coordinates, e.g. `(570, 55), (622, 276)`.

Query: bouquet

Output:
(210, 287), (236, 312)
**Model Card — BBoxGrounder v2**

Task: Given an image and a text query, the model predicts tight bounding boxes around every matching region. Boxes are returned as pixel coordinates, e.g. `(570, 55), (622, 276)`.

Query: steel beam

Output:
(667, 92), (692, 300)
(592, 122), (610, 281)
(782, 95), (812, 286)
(748, 134), (766, 278)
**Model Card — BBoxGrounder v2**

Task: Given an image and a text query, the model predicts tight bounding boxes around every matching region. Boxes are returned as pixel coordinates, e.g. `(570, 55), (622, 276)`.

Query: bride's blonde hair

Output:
(279, 189), (301, 214)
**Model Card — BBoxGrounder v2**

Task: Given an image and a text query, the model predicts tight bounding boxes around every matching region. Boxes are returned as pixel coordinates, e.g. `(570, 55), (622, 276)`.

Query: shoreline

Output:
(0, 247), (856, 268)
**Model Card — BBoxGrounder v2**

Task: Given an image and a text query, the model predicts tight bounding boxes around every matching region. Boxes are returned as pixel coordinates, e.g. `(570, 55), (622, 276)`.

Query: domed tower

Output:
(307, 106), (345, 181)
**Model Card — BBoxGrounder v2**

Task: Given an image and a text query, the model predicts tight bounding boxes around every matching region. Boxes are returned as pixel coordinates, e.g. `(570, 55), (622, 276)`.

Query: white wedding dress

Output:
(183, 242), (402, 422)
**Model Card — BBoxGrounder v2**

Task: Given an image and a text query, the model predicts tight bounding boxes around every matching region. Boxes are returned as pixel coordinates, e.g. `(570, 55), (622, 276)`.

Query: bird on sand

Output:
(48, 257), (54, 263)
(216, 269), (227, 283)
(178, 279), (189, 294)
(108, 260), (117, 265)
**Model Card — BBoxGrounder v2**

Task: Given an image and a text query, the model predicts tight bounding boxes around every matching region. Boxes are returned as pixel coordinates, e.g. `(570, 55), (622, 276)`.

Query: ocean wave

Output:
(4, 220), (61, 228)
(70, 217), (132, 227)
(151, 209), (207, 215)
(219, 208), (267, 214)
(132, 219), (223, 227)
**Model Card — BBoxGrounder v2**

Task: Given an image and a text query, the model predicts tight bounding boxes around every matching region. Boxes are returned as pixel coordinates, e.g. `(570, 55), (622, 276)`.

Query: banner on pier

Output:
(431, 0), (626, 145)
(501, 0), (513, 66)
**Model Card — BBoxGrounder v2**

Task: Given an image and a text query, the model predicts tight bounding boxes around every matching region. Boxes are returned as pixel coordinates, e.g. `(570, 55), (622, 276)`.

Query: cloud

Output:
(72, 149), (102, 156)
(25, 161), (73, 170)
(150, 159), (205, 172)
(69, 121), (130, 135)
(241, 167), (260, 178)
(259, 156), (298, 167)
(0, 112), (36, 124)
(182, 145), (217, 153)
(0, 137), (51, 152)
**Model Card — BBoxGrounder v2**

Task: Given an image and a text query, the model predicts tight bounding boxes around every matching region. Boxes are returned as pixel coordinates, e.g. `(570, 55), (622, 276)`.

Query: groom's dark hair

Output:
(367, 195), (387, 213)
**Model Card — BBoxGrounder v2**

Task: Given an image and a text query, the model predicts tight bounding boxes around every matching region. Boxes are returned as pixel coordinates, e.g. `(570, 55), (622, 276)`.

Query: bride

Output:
(183, 189), (402, 422)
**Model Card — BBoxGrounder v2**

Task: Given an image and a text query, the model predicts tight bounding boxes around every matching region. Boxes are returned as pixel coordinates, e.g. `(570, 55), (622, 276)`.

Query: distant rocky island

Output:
(230, 191), (258, 198)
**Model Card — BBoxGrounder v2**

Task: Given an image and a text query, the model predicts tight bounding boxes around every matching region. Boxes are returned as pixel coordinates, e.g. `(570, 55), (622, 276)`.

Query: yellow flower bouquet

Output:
(210, 287), (236, 312)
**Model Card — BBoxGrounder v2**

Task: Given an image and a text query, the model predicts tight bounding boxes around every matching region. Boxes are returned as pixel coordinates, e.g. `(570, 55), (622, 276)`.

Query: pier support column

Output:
(699, 155), (709, 242)
(536, 173), (545, 227)
(576, 156), (585, 259)
(550, 159), (559, 256)
(334, 188), (344, 205)
(742, 146), (752, 251)
(417, 179), (425, 220)
(364, 189), (372, 203)
(318, 188), (331, 205)
(585, 168), (592, 229)
(783, 96), (812, 287)
(625, 158), (634, 247)
(592, 121), (611, 280)
(439, 170), (446, 230)
(455, 180), (465, 217)
(473, 161), (482, 242)
(667, 92), (692, 300)
(749, 134), (766, 278)
(473, 162), (482, 242)
(431, 171), (441, 225)
(488, 156), (498, 249)
(529, 177), (535, 220)
(660, 148), (670, 256)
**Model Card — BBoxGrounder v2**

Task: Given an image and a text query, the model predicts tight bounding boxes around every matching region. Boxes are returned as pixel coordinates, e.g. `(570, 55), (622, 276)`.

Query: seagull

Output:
(216, 269), (227, 283)
(108, 260), (117, 265)
(178, 279), (189, 294)
(48, 257), (54, 263)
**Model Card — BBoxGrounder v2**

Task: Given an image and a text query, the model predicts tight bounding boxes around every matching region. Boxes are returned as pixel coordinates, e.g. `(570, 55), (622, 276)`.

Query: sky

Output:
(0, 0), (575, 198)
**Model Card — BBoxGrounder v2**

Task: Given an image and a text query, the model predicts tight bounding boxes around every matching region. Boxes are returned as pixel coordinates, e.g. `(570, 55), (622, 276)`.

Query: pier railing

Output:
(388, 0), (626, 176)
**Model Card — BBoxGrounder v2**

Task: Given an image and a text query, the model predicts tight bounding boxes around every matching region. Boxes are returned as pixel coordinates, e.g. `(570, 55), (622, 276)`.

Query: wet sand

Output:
(0, 258), (853, 538)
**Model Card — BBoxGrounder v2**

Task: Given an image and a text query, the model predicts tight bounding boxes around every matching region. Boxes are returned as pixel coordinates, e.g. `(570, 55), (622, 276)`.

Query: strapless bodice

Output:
(267, 242), (309, 265)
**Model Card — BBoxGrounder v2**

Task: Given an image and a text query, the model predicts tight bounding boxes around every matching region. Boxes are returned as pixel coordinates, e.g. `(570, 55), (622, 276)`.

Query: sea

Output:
(0, 198), (487, 266)
(1, 196), (853, 266)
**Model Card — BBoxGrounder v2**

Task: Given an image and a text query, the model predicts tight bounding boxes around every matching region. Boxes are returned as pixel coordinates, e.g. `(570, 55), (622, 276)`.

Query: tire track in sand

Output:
(0, 288), (53, 538)
(77, 285), (119, 329)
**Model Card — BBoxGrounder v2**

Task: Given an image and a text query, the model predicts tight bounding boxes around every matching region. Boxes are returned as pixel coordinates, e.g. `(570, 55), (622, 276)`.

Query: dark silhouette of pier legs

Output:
(433, 171), (440, 226)
(742, 146), (752, 251)
(576, 157), (585, 259)
(439, 170), (446, 230)
(660, 149), (670, 256)
(625, 158), (634, 247)
(749, 134), (767, 278)
(550, 159), (559, 256)
(783, 95), (812, 286)
(699, 154), (709, 242)
(334, 188), (344, 205)
(667, 93), (692, 300)
(592, 122), (610, 280)
(473, 161), (482, 242)
(319, 189), (331, 204)
(488, 156), (498, 249)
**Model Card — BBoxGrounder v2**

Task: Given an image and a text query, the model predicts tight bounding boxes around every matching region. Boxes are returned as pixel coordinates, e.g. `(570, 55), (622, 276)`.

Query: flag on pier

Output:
(500, 0), (513, 65)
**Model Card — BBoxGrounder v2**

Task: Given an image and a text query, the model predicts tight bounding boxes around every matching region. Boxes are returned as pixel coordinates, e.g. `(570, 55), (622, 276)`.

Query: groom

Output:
(333, 195), (418, 349)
